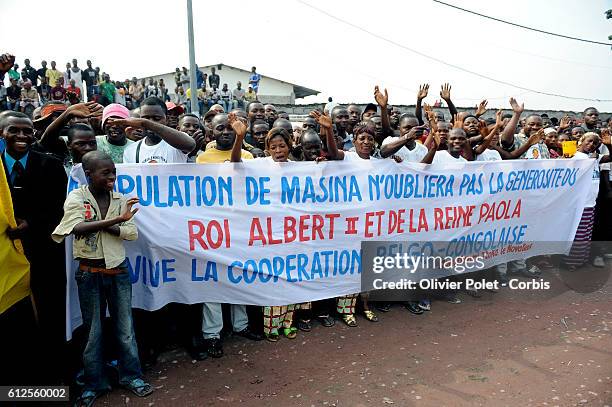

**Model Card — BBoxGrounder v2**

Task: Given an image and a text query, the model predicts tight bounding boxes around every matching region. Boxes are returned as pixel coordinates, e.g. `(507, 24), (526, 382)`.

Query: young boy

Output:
(52, 151), (153, 406)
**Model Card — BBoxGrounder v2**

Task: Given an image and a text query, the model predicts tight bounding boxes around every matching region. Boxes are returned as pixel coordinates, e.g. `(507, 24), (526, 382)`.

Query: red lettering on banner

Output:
(250, 214), (344, 246)
(365, 211), (385, 238)
(188, 220), (207, 251)
(266, 217), (283, 244)
(345, 216), (359, 235)
(284, 217), (297, 243)
(188, 219), (231, 250)
(249, 218), (266, 246)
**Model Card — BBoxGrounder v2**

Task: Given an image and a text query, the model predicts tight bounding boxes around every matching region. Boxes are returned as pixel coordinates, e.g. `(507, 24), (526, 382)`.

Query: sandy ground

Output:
(99, 266), (612, 407)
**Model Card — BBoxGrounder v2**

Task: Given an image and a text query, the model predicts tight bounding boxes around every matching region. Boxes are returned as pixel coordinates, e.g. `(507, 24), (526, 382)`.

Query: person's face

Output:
(584, 109), (599, 127)
(267, 135), (290, 162)
(237, 82), (241, 89)
(370, 117), (383, 138)
(302, 117), (317, 131)
(66, 63), (71, 70)
(354, 132), (374, 157)
(558, 133), (570, 144)
(24, 59), (30, 67)
(41, 61), (47, 68)
(523, 116), (543, 136)
(24, 82), (32, 90)
(347, 105), (361, 125)
(72, 59), (78, 67)
(252, 124), (269, 148)
(544, 132), (559, 149)
(333, 109), (349, 132)
(211, 68), (216, 74)
(87, 160), (116, 192)
(248, 103), (265, 122)
(580, 135), (599, 153)
(140, 105), (167, 141)
(437, 122), (451, 146)
(250, 148), (265, 158)
(179, 116), (200, 136)
(68, 132), (97, 163)
(362, 110), (376, 122)
(265, 105), (277, 121)
(302, 137), (322, 161)
(104, 118), (127, 144)
(448, 130), (467, 154)
(463, 117), (480, 136)
(87, 60), (92, 68)
(167, 112), (180, 129)
(223, 84), (228, 91)
(399, 117), (419, 137)
(390, 107), (401, 127)
(51, 61), (56, 69)
(212, 116), (235, 150)
(149, 78), (154, 85)
(542, 117), (552, 128)
(3, 117), (35, 157)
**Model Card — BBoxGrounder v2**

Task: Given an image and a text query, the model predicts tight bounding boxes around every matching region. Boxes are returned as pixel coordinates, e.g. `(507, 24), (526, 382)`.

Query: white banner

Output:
(66, 158), (594, 338)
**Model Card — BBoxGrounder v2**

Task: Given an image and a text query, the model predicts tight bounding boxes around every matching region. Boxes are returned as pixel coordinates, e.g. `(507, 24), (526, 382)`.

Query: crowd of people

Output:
(1, 51), (612, 406)
(0, 58), (262, 118)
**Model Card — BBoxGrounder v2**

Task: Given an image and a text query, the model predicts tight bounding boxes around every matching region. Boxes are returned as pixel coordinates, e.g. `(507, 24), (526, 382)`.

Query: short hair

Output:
(583, 107), (598, 115)
(352, 123), (376, 139)
(179, 113), (200, 124)
(265, 128), (292, 150)
(0, 111), (30, 129)
(82, 151), (113, 173)
(301, 129), (321, 144)
(141, 96), (167, 114)
(246, 101), (263, 112)
(66, 123), (95, 142)
(252, 119), (269, 127)
(331, 105), (347, 118)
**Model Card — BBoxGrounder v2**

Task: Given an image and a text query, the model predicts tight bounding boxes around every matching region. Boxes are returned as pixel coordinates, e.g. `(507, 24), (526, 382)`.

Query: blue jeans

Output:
(76, 261), (142, 392)
(222, 100), (233, 112)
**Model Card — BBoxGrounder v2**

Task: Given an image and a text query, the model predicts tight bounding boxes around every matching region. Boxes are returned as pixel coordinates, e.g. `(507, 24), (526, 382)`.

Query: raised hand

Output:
(67, 101), (104, 119)
(478, 120), (490, 137)
(453, 112), (467, 129)
(0, 53), (15, 75)
(475, 100), (488, 117)
(310, 110), (332, 129)
(107, 117), (146, 129)
(527, 129), (544, 146)
(119, 198), (140, 222)
(228, 112), (247, 137)
(509, 97), (524, 114)
(601, 128), (611, 145)
(374, 85), (388, 108)
(440, 83), (452, 100)
(417, 83), (429, 101)
(559, 115), (571, 130)
(192, 129), (205, 152)
(495, 109), (503, 128)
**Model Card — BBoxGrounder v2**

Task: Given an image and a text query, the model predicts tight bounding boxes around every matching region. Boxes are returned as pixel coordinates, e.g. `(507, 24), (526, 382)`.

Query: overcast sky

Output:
(2, 0), (611, 111)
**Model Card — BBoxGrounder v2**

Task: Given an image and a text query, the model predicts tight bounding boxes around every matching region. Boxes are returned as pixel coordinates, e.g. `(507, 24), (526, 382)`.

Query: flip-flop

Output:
(122, 378), (153, 397)
(265, 333), (279, 342)
(283, 327), (298, 339)
(74, 390), (99, 407)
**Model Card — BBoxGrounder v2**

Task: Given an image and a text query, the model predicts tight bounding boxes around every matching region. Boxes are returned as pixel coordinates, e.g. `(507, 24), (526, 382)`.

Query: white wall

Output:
(140, 65), (296, 104)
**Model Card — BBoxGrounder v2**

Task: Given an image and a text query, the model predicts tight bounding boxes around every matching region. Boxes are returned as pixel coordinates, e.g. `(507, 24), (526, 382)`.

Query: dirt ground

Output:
(100, 267), (612, 407)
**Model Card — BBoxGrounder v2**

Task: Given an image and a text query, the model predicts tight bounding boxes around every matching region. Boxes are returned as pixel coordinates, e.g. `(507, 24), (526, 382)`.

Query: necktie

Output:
(11, 160), (24, 187)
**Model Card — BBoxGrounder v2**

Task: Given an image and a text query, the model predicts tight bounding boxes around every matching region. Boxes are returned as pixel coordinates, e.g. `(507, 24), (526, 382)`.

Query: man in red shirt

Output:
(66, 78), (82, 103)
(51, 76), (66, 101)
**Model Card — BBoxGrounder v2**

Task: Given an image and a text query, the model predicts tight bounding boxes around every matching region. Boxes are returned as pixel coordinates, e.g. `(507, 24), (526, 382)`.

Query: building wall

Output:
(140, 65), (296, 104)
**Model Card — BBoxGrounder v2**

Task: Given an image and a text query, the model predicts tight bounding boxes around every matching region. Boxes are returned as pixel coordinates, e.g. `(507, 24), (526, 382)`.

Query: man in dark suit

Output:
(1, 111), (68, 384)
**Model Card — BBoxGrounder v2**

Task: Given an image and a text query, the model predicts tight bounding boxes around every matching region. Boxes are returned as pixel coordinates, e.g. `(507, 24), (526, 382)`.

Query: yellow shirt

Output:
(245, 91), (257, 102)
(45, 68), (62, 87)
(196, 147), (253, 163)
(51, 185), (138, 269)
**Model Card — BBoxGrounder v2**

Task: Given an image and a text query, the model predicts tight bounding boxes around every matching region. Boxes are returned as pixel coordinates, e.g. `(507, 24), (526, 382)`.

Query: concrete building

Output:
(140, 63), (319, 104)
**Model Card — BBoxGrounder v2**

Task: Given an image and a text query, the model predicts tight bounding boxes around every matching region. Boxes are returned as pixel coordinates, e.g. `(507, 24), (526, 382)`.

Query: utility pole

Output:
(187, 0), (198, 115)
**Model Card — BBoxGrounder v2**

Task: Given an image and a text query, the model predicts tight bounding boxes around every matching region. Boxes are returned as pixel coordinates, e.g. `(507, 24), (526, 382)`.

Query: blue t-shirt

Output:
(249, 73), (261, 90)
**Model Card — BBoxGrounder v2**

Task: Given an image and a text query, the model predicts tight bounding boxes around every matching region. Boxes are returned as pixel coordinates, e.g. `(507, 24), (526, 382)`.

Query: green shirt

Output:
(99, 81), (116, 102)
(96, 135), (133, 164)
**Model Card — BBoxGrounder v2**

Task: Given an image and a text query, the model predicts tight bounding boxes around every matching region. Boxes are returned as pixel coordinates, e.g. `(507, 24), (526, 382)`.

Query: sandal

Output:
(265, 333), (279, 342)
(342, 314), (358, 327)
(283, 327), (298, 339)
(74, 390), (99, 407)
(122, 378), (153, 397)
(297, 319), (312, 332)
(316, 314), (335, 327)
(363, 310), (379, 322)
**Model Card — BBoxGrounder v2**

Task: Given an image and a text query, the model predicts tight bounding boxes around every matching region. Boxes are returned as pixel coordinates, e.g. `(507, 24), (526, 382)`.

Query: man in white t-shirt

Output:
(431, 128), (468, 165)
(381, 115), (428, 162)
(121, 96), (196, 163)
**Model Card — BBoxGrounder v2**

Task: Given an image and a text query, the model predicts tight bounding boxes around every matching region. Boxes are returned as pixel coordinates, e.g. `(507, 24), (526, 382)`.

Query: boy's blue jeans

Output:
(76, 260), (142, 392)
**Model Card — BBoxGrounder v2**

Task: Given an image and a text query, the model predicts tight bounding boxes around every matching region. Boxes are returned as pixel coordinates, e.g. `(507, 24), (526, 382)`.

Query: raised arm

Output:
(109, 117), (196, 154)
(380, 127), (420, 158)
(501, 97), (524, 148)
(228, 112), (248, 162)
(474, 100), (488, 118)
(415, 84), (429, 125)
(374, 86), (393, 139)
(440, 83), (458, 122)
(506, 128), (544, 159)
(474, 110), (502, 155)
(40, 102), (103, 147)
(421, 133), (439, 164)
(311, 110), (344, 160)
